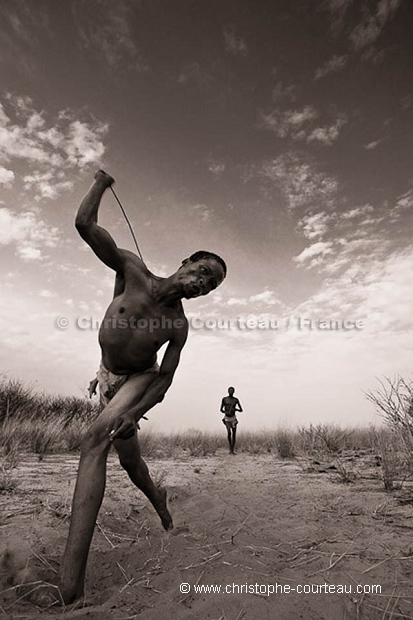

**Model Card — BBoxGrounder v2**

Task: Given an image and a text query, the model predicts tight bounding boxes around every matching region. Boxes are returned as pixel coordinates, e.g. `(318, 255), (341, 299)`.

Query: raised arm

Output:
(75, 170), (125, 272)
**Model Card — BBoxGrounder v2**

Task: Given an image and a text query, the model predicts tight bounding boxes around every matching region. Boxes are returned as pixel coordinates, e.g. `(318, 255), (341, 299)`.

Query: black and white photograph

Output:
(1, 1), (413, 618)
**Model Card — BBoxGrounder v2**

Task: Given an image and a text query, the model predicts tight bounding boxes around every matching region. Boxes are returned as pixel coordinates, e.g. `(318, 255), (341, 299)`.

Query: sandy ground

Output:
(1, 449), (413, 619)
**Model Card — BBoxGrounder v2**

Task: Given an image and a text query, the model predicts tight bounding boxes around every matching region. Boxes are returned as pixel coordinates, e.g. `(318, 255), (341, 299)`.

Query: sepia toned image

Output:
(1, 1), (413, 618)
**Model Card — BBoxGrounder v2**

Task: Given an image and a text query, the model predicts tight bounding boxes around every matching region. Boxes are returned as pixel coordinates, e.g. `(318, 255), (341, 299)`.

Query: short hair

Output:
(228, 386), (235, 391)
(187, 250), (227, 277)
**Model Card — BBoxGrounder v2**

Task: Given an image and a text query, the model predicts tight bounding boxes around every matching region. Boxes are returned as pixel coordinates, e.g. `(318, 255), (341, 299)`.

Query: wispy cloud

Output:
(72, 0), (147, 72)
(177, 62), (214, 91)
(294, 241), (334, 267)
(363, 138), (385, 150)
(192, 204), (213, 222)
(260, 106), (318, 139)
(324, 0), (355, 35)
(260, 153), (339, 211)
(260, 106), (347, 145)
(294, 199), (394, 273)
(295, 245), (413, 337)
(0, 1), (51, 74)
(207, 158), (226, 178)
(314, 54), (348, 80)
(325, 0), (354, 21)
(306, 116), (347, 145)
(214, 289), (282, 310)
(389, 188), (413, 221)
(341, 204), (374, 219)
(223, 26), (248, 56)
(271, 81), (297, 104)
(249, 290), (281, 306)
(349, 0), (402, 51)
(23, 172), (74, 201)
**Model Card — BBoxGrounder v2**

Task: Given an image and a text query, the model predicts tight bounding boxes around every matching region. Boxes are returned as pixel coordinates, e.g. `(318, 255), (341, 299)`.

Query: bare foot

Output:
(158, 487), (173, 530)
(94, 169), (115, 187)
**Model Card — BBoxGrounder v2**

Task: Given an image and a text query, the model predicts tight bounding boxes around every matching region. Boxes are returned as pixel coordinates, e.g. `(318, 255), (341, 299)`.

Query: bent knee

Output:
(80, 425), (111, 454)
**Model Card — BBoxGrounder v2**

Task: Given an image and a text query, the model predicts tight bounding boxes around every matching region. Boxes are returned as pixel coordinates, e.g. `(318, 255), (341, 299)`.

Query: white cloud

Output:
(23, 171), (73, 200)
(227, 297), (248, 306)
(260, 106), (346, 145)
(389, 189), (413, 221)
(40, 289), (56, 298)
(0, 165), (14, 188)
(296, 246), (413, 337)
(341, 205), (374, 219)
(260, 106), (318, 139)
(0, 95), (108, 199)
(295, 233), (389, 276)
(65, 120), (106, 166)
(363, 138), (384, 150)
(298, 212), (331, 239)
(18, 246), (42, 261)
(213, 289), (281, 309)
(306, 116), (347, 146)
(249, 290), (281, 306)
(294, 241), (334, 267)
(0, 207), (59, 261)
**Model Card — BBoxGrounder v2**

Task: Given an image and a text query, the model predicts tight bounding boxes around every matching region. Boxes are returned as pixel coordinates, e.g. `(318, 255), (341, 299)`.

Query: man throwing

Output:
(58, 170), (226, 604)
(220, 386), (243, 454)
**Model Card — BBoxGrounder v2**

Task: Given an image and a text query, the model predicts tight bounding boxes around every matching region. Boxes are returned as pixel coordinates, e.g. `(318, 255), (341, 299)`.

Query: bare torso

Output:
(221, 396), (239, 417)
(99, 251), (187, 374)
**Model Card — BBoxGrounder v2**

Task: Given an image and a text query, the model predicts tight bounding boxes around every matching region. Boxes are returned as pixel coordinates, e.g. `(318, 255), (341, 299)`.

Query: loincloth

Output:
(97, 360), (159, 407)
(222, 415), (238, 429)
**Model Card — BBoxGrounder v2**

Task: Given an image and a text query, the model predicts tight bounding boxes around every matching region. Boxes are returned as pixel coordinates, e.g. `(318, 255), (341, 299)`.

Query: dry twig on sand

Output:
(307, 531), (362, 577)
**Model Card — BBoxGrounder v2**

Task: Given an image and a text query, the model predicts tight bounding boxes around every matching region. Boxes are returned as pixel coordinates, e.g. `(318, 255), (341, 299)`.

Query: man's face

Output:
(228, 388), (234, 396)
(179, 258), (225, 299)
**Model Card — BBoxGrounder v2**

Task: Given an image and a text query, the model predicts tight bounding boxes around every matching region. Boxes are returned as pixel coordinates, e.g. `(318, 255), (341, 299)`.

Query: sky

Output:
(1, 0), (413, 432)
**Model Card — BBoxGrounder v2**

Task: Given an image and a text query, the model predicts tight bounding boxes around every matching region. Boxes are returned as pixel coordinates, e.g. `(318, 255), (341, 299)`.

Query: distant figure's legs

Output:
(231, 425), (237, 453)
(225, 421), (237, 454)
(113, 434), (173, 530)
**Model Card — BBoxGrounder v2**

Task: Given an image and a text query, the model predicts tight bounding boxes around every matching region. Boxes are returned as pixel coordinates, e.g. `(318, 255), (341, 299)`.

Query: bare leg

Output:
(113, 435), (173, 530)
(231, 426), (237, 453)
(58, 372), (157, 604)
(225, 423), (233, 453)
(58, 433), (110, 603)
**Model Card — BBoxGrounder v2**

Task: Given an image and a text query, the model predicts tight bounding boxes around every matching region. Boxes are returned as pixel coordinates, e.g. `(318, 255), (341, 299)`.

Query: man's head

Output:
(228, 387), (235, 396)
(179, 250), (227, 299)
